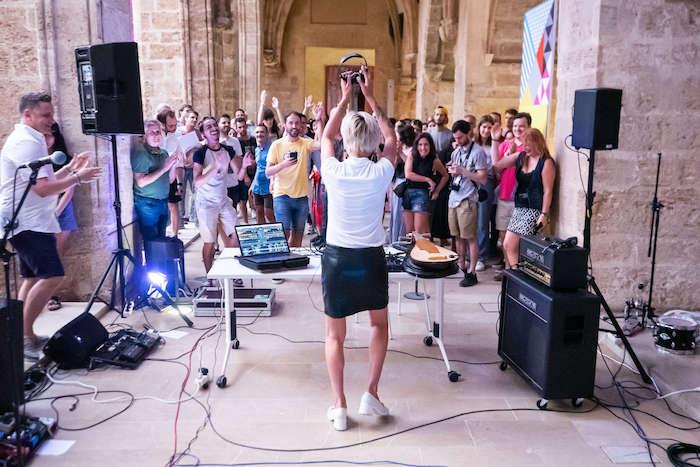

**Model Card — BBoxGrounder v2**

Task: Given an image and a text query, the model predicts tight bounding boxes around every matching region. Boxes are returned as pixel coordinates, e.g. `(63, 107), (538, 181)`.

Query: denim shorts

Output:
(402, 187), (431, 213)
(273, 195), (308, 230)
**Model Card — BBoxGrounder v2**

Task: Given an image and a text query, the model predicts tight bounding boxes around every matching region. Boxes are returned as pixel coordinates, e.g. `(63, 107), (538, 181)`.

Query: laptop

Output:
(234, 222), (310, 271)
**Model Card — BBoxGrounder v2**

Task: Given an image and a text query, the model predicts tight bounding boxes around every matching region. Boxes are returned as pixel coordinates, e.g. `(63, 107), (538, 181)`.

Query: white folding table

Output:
(207, 248), (460, 388)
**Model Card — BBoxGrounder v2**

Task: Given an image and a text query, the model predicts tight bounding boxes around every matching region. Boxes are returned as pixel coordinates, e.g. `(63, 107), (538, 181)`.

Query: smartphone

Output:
(288, 151), (298, 161)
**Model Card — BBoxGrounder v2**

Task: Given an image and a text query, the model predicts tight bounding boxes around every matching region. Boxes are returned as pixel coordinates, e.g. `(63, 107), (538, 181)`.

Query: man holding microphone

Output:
(0, 92), (102, 360)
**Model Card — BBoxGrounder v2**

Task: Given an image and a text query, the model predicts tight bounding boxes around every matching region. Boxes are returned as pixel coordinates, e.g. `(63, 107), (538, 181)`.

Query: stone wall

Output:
(260, 0), (399, 118)
(554, 0), (700, 310)
(133, 0), (189, 117)
(0, 0), (137, 301)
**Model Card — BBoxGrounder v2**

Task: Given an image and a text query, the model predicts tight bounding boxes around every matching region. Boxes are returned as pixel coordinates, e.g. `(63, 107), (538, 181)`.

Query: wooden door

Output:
(324, 65), (374, 114)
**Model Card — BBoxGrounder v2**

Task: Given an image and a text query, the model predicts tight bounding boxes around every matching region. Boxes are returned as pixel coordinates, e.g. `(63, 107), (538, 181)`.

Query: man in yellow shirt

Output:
(265, 111), (322, 246)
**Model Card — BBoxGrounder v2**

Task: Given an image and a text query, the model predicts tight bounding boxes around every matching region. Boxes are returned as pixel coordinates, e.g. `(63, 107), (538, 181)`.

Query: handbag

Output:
(393, 181), (407, 197)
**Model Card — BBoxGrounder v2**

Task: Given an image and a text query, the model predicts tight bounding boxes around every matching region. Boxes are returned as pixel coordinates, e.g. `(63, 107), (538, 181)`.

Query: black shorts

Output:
(321, 244), (388, 318)
(9, 230), (64, 278)
(238, 182), (250, 202)
(227, 186), (240, 205)
(168, 181), (182, 203)
(252, 193), (273, 209)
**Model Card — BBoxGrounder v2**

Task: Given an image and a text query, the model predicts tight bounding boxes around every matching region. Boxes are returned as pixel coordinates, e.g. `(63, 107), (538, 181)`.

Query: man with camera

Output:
(446, 120), (489, 287)
(265, 111), (323, 247)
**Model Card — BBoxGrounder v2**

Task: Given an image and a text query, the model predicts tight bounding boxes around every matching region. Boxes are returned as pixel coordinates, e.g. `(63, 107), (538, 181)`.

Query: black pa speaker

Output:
(0, 299), (24, 413)
(75, 42), (144, 135)
(498, 270), (600, 400)
(145, 237), (186, 295)
(571, 88), (622, 150)
(43, 313), (109, 369)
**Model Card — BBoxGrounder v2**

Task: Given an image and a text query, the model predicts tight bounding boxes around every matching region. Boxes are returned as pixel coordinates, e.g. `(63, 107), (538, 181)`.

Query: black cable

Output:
(667, 442), (700, 467)
(25, 390), (136, 431)
(237, 327), (500, 365)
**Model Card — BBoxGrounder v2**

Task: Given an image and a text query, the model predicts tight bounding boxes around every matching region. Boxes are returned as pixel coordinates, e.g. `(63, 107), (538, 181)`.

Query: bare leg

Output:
(55, 231), (71, 256)
(402, 211), (414, 234)
(290, 229), (304, 248)
(238, 200), (249, 224)
(467, 238), (479, 274)
(498, 230), (510, 268)
(503, 231), (520, 268)
(21, 276), (63, 339)
(454, 238), (467, 271)
(325, 315), (347, 408)
(169, 202), (180, 236)
(414, 212), (431, 235)
(202, 242), (215, 272)
(265, 207), (276, 223)
(367, 308), (388, 398)
(254, 206), (265, 225)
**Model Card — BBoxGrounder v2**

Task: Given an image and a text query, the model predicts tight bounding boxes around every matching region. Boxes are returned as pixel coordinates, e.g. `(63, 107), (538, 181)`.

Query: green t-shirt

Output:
(130, 143), (170, 199)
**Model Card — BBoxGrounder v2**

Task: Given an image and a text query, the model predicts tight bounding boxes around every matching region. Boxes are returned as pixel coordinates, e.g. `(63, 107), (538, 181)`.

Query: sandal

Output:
(47, 296), (62, 311)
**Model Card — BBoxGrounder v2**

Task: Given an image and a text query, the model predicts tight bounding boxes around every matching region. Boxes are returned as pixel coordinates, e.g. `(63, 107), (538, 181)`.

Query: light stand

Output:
(0, 167), (42, 467)
(83, 135), (137, 317)
(642, 152), (664, 326)
(583, 148), (652, 384)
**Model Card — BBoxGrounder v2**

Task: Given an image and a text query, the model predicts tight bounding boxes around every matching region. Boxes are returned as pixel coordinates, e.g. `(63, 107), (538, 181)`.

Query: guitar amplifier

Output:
(519, 235), (588, 290)
(498, 270), (600, 401)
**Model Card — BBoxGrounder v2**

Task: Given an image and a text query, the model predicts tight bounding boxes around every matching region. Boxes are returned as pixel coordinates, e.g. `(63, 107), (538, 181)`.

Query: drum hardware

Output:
(654, 312), (698, 355)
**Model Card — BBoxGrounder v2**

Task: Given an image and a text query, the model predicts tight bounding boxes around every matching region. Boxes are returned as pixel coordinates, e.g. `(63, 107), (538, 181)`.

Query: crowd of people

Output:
(2, 70), (555, 430)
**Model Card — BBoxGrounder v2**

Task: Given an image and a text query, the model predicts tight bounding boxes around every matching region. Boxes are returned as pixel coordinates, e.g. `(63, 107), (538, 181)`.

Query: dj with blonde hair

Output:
(320, 67), (396, 431)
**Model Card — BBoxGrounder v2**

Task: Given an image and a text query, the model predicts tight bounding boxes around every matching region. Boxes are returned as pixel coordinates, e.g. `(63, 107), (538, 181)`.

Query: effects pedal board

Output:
(88, 329), (163, 370)
(0, 414), (55, 466)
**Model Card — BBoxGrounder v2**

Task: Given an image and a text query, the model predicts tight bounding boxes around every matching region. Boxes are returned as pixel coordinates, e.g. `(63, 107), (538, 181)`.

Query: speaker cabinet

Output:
(145, 237), (186, 294)
(75, 42), (144, 135)
(43, 313), (109, 369)
(572, 88), (622, 150)
(0, 299), (23, 413)
(499, 270), (600, 400)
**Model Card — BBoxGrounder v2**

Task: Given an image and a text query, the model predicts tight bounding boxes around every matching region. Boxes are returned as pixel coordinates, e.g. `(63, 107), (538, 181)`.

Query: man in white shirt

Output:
(0, 92), (101, 360)
(319, 68), (396, 431)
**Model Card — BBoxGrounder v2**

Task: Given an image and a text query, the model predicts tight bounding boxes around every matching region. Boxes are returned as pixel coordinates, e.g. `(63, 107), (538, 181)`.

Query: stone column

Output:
(237, 0), (262, 114)
(553, 0), (700, 309)
(415, 0), (445, 119)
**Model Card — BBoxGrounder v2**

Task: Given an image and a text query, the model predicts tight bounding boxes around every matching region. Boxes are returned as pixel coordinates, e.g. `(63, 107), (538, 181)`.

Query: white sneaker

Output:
(358, 392), (389, 416)
(327, 406), (348, 431)
(475, 260), (486, 272)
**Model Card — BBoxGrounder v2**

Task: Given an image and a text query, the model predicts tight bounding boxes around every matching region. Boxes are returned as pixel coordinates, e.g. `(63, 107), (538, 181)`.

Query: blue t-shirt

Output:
(251, 143), (272, 195)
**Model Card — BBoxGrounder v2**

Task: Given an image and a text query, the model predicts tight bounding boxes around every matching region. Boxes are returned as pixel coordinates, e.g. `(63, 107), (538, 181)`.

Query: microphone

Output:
(18, 151), (67, 170)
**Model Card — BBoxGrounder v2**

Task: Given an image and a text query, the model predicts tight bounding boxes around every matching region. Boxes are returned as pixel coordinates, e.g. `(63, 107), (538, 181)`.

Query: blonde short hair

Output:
(340, 111), (381, 156)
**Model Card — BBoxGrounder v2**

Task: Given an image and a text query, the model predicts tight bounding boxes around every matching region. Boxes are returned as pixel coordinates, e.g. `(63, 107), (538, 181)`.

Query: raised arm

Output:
(321, 78), (351, 159)
(257, 89), (268, 125)
(271, 96), (285, 130)
(309, 102), (326, 151)
(358, 67), (396, 165)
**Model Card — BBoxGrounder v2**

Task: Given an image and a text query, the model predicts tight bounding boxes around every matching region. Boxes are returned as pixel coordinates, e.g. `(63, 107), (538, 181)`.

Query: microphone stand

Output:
(643, 152), (663, 327)
(0, 167), (41, 467)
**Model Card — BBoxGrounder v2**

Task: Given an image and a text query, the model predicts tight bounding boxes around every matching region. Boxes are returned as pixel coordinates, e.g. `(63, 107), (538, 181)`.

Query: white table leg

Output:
(218, 278), (237, 387)
(432, 279), (458, 381)
(422, 279), (432, 333)
(396, 281), (402, 316)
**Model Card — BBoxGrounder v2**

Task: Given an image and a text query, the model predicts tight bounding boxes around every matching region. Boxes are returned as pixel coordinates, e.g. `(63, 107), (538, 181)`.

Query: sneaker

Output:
(327, 406), (348, 431)
(23, 337), (42, 361)
(358, 392), (389, 416)
(492, 261), (505, 270)
(475, 260), (486, 272)
(459, 272), (478, 287)
(271, 278), (285, 284)
(493, 271), (504, 282)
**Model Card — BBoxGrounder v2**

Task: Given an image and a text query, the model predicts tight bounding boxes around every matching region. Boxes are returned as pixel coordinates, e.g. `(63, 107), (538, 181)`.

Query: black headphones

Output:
(339, 52), (368, 84)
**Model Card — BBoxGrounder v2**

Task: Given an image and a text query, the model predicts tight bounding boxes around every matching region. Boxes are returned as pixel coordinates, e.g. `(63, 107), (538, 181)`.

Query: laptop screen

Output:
(235, 223), (291, 257)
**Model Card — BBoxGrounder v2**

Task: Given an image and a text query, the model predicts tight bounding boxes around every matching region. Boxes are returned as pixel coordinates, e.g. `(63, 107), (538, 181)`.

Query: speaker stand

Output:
(83, 135), (137, 317)
(583, 148), (652, 385)
(0, 168), (42, 467)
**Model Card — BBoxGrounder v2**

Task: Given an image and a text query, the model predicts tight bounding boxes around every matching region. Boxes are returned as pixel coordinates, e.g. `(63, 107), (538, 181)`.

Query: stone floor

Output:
(23, 227), (700, 467)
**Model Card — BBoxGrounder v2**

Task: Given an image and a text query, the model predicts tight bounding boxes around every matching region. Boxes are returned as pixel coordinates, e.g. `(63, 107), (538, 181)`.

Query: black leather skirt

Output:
(321, 244), (389, 318)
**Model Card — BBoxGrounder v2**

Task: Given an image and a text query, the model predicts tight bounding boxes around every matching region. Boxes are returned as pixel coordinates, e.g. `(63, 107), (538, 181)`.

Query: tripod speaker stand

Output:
(83, 135), (137, 317)
(582, 148), (652, 384)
